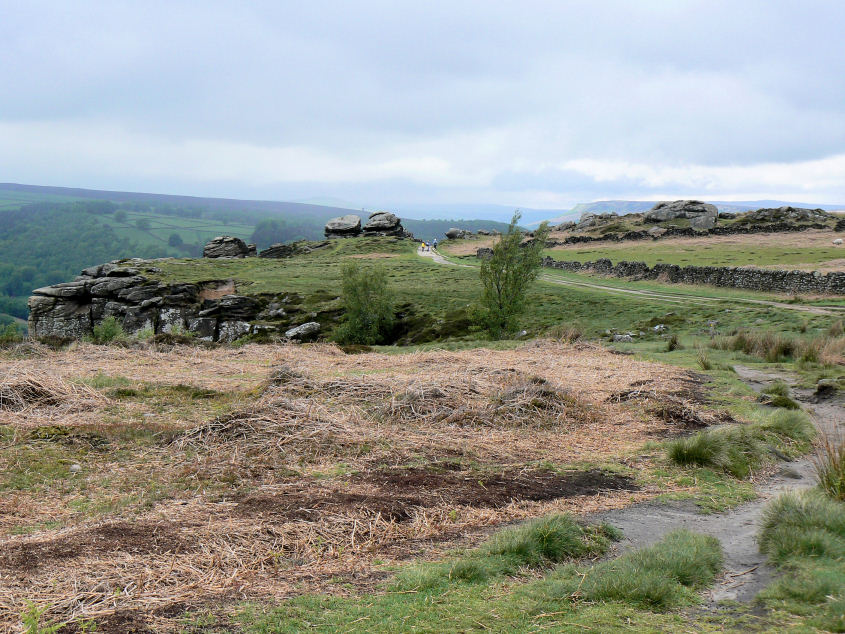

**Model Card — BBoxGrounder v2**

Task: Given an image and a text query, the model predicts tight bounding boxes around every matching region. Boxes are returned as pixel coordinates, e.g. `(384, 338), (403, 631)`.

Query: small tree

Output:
(334, 261), (395, 345)
(168, 233), (184, 247)
(136, 218), (151, 230)
(478, 211), (550, 338)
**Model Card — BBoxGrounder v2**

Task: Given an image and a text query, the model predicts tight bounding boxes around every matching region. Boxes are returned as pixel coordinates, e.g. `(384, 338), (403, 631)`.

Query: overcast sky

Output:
(2, 0), (845, 210)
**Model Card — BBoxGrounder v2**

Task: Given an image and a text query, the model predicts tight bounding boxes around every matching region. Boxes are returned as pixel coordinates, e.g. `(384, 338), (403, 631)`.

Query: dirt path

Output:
(592, 367), (844, 605)
(419, 246), (845, 315)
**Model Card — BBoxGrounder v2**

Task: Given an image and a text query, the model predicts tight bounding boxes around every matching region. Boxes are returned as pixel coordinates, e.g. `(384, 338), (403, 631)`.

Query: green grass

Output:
(148, 237), (845, 348)
(238, 527), (723, 633)
(393, 514), (619, 592)
(666, 409), (815, 478)
(758, 491), (845, 632)
(537, 530), (722, 610)
(543, 240), (843, 269)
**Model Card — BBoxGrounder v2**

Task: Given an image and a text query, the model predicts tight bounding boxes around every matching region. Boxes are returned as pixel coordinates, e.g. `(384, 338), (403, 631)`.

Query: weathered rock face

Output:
(476, 247), (494, 259)
(363, 211), (404, 236)
(28, 259), (323, 343)
(744, 206), (830, 223)
(203, 236), (251, 258)
(573, 212), (619, 232)
(325, 215), (362, 238)
(259, 240), (331, 259)
(645, 200), (718, 230)
(551, 221), (576, 232)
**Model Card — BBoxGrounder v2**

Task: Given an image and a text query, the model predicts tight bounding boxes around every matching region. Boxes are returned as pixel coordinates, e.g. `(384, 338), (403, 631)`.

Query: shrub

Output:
(334, 261), (395, 345)
(829, 319), (844, 337)
(90, 316), (126, 344)
(0, 323), (23, 345)
(477, 211), (550, 339)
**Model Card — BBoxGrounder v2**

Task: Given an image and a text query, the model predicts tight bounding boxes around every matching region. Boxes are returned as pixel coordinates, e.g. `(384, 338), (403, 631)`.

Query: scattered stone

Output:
(476, 247), (494, 259)
(612, 334), (634, 342)
(552, 221), (576, 232)
(718, 211), (737, 219)
(647, 226), (667, 237)
(285, 322), (321, 342)
(477, 229), (492, 235)
(645, 200), (718, 231)
(69, 464), (82, 474)
(834, 238), (843, 246)
(203, 236), (250, 258)
(653, 324), (667, 332)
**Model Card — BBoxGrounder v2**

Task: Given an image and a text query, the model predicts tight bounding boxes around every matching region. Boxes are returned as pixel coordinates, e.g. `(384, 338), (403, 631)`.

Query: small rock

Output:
(69, 463), (82, 473)
(653, 324), (667, 332)
(285, 321), (321, 342)
(613, 334), (634, 342)
(834, 238), (843, 246)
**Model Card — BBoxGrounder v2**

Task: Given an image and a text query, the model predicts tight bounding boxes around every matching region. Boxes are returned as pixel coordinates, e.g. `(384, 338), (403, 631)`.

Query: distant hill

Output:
(0, 183), (514, 329)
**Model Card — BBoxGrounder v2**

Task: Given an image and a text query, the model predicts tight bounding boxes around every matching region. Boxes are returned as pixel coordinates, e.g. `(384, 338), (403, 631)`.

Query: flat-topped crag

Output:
(27, 259), (327, 343)
(324, 211), (411, 238)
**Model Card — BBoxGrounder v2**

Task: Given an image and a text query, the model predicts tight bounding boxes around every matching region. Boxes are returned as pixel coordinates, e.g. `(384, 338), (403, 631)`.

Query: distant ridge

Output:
(537, 198), (845, 226)
(0, 182), (353, 220)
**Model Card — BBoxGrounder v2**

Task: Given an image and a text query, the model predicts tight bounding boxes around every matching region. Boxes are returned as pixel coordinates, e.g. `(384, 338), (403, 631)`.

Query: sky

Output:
(2, 0), (845, 211)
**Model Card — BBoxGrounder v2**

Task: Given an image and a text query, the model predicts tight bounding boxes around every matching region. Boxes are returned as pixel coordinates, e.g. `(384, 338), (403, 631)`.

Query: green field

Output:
(544, 240), (845, 269)
(151, 237), (844, 346)
(99, 210), (255, 255)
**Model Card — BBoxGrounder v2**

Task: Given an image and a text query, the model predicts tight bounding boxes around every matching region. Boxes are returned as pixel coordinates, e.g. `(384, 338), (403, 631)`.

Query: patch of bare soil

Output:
(0, 522), (191, 572)
(356, 467), (639, 508)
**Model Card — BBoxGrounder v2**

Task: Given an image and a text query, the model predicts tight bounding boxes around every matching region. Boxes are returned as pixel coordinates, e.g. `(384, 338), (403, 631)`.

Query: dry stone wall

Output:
(539, 256), (845, 295)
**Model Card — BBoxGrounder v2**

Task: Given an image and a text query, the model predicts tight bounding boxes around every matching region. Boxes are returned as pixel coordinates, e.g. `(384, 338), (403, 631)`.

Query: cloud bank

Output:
(1, 1), (844, 209)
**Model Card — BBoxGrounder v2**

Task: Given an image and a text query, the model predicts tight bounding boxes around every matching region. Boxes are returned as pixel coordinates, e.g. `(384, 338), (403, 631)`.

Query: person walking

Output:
(432, 238), (438, 250)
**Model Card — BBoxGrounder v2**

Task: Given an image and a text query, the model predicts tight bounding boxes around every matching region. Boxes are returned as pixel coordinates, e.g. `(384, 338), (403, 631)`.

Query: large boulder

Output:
(363, 211), (403, 236)
(203, 236), (251, 258)
(743, 206), (830, 224)
(325, 214), (362, 238)
(645, 200), (717, 231)
(575, 212), (618, 231)
(445, 227), (473, 240)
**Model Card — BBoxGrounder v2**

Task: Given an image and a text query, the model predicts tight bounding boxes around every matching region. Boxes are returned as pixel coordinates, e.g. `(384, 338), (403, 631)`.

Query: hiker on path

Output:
(433, 238), (437, 250)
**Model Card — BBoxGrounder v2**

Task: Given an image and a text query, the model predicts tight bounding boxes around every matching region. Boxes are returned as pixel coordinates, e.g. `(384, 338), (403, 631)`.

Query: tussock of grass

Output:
(758, 491), (845, 631)
(393, 514), (617, 591)
(667, 409), (815, 478)
(814, 428), (845, 502)
(538, 530), (723, 610)
(762, 380), (790, 398)
(711, 329), (845, 366)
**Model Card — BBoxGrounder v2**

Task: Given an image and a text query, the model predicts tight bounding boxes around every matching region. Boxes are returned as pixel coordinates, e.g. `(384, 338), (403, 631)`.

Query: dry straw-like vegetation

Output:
(0, 340), (709, 631)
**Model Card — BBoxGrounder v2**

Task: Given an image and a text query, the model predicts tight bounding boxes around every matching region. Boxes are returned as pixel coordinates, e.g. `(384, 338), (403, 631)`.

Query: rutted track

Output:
(419, 247), (845, 315)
